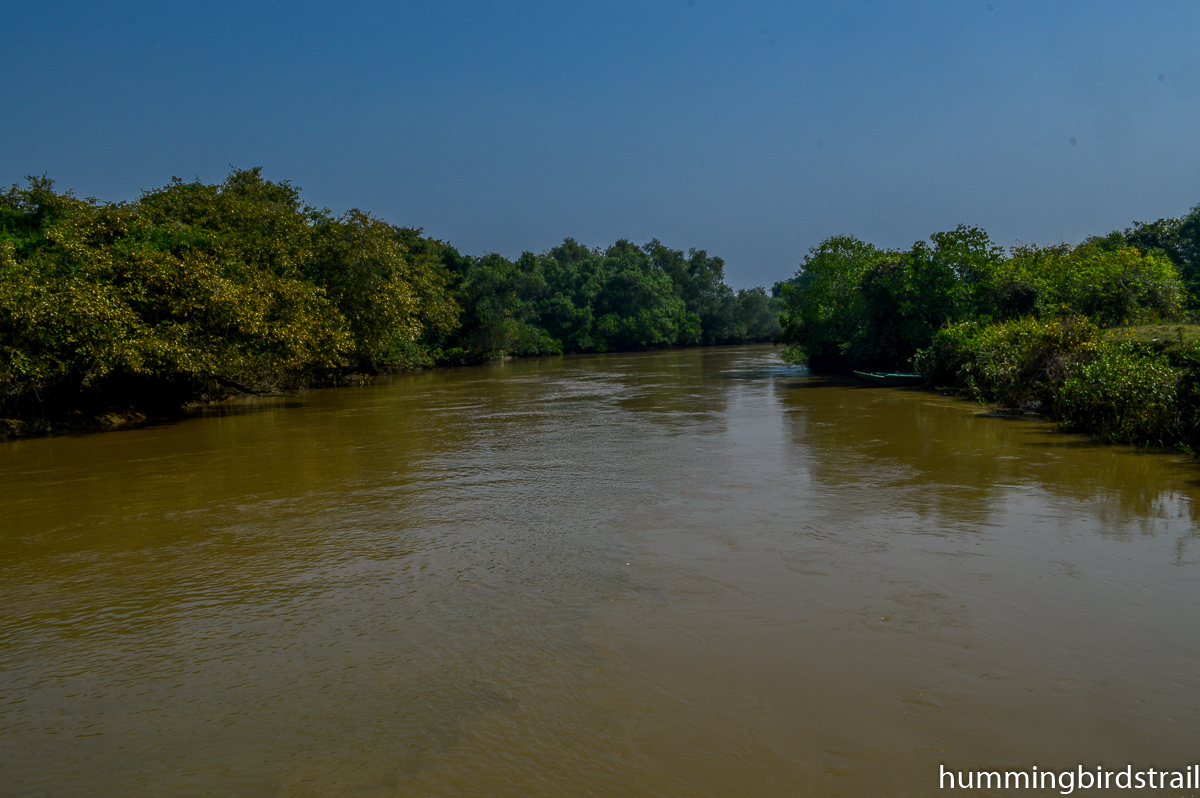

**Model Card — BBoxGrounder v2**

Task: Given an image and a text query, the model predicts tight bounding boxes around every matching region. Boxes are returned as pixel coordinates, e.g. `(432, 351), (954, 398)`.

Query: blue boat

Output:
(852, 371), (923, 386)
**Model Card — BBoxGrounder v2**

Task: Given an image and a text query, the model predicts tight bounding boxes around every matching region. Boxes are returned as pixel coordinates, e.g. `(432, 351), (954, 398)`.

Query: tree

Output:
(645, 240), (736, 344)
(450, 252), (560, 358)
(776, 235), (886, 370)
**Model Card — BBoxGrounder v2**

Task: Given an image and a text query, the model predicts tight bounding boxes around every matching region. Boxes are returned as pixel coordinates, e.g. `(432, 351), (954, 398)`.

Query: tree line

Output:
(0, 168), (779, 420)
(775, 204), (1200, 447)
(9, 162), (1200, 449)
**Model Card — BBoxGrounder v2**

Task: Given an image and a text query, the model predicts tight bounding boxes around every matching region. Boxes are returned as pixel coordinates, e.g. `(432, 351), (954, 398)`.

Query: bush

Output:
(914, 315), (1101, 409)
(778, 223), (1187, 375)
(917, 315), (1191, 446)
(0, 169), (468, 415)
(1055, 343), (1180, 444)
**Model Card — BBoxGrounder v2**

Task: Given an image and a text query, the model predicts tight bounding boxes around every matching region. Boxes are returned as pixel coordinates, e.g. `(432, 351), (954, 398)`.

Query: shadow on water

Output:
(775, 369), (1200, 536)
(186, 395), (310, 418)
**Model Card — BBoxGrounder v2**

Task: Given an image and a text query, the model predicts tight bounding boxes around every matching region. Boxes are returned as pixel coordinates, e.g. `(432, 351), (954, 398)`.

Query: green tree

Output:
(1005, 241), (1183, 325)
(645, 240), (736, 344)
(451, 252), (560, 358)
(731, 286), (781, 342)
(776, 235), (886, 370)
(591, 240), (700, 350)
(0, 173), (354, 415)
(307, 211), (458, 370)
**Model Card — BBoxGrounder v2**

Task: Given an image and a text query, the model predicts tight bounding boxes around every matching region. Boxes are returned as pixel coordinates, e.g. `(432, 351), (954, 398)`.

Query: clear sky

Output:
(3, 1), (1199, 287)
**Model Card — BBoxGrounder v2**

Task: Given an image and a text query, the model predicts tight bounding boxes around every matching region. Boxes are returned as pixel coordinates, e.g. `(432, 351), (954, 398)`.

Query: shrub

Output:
(914, 315), (1100, 409)
(1055, 343), (1180, 445)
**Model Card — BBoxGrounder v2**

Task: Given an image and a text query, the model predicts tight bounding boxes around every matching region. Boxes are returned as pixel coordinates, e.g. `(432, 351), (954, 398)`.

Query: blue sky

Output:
(4, 1), (1199, 287)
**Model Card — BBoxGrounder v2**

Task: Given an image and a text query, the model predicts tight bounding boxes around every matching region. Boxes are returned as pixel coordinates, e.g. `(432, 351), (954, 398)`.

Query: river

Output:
(2, 345), (1199, 797)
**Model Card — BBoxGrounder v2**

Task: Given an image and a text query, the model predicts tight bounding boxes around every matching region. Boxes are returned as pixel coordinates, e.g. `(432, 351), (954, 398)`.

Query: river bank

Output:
(776, 212), (1200, 451)
(916, 320), (1200, 449)
(0, 369), (383, 442)
(9, 327), (1200, 452)
(0, 353), (699, 442)
(0, 169), (781, 439)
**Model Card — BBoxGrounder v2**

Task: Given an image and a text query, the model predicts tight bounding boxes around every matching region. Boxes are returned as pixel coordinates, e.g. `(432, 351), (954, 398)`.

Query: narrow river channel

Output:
(2, 345), (1199, 797)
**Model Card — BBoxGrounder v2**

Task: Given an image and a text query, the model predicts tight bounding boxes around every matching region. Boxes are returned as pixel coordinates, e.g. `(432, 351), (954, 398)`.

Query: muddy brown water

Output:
(2, 345), (1199, 797)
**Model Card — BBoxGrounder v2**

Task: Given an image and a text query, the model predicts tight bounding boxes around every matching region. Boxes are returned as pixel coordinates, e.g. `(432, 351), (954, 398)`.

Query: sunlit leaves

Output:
(0, 169), (456, 411)
(0, 166), (770, 417)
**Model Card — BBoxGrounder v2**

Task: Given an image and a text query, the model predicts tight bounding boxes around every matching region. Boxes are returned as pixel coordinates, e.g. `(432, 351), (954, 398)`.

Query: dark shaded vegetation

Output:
(446, 236), (779, 360)
(776, 202), (1200, 448)
(0, 168), (778, 431)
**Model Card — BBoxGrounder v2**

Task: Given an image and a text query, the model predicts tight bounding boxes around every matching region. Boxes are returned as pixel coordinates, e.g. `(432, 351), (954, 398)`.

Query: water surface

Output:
(2, 346), (1199, 796)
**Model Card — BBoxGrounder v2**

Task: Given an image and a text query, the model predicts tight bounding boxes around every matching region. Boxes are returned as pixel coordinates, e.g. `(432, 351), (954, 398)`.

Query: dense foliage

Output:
(914, 316), (1200, 447)
(778, 203), (1200, 447)
(445, 237), (780, 359)
(777, 225), (1187, 373)
(0, 169), (778, 421)
(9, 165), (1197, 449)
(913, 316), (1103, 410)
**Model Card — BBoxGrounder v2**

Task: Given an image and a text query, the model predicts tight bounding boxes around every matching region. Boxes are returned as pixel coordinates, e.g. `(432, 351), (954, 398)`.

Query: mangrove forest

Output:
(5, 165), (1200, 452)
(776, 205), (1200, 448)
(0, 168), (779, 432)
